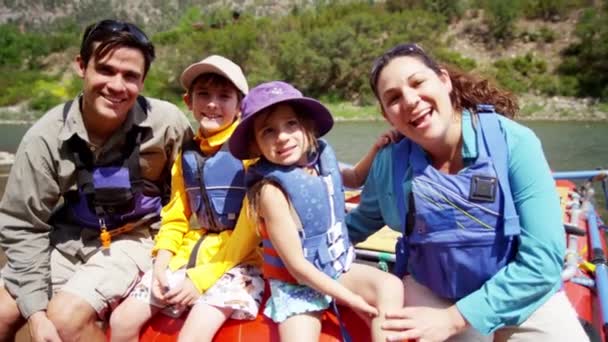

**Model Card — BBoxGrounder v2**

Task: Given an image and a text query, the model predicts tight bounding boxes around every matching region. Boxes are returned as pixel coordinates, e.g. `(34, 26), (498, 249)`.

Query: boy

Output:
(110, 55), (263, 341)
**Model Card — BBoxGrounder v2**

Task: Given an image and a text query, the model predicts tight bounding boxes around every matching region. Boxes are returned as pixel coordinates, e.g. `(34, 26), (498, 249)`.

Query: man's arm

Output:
(0, 136), (60, 318)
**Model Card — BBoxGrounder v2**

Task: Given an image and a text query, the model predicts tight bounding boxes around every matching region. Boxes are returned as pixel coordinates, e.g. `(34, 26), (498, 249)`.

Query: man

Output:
(0, 19), (192, 341)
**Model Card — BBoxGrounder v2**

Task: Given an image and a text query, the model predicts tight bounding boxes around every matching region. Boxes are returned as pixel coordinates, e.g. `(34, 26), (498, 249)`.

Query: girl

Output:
(347, 43), (589, 341)
(110, 55), (264, 341)
(228, 81), (404, 342)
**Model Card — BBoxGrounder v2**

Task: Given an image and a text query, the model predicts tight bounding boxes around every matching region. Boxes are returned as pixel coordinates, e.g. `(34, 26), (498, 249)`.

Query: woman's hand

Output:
(382, 305), (468, 342)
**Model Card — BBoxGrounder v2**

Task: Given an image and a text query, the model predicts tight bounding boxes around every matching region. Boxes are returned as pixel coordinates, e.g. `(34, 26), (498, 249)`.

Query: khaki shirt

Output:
(0, 96), (192, 318)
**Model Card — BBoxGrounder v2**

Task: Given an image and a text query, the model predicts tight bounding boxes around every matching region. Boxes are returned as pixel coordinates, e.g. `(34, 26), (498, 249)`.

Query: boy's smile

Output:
(185, 82), (240, 137)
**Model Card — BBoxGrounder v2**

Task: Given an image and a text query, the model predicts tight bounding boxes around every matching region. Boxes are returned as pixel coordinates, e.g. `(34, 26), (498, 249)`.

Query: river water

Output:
(1, 120), (607, 213)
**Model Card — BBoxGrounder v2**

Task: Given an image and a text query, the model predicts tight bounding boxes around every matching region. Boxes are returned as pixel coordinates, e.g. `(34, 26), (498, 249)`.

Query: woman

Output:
(346, 43), (588, 341)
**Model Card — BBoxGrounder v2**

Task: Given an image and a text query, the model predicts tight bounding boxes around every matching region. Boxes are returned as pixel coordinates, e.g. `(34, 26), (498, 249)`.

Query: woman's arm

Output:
(341, 129), (400, 189)
(260, 183), (377, 316)
(346, 146), (398, 244)
(456, 120), (565, 334)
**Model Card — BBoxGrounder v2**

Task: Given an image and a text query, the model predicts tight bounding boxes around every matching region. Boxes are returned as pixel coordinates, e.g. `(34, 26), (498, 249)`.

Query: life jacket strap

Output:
(98, 212), (157, 248)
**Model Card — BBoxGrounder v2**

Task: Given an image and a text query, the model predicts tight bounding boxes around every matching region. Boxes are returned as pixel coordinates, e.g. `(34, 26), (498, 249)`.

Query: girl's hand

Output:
(382, 305), (467, 342)
(348, 294), (378, 317)
(164, 276), (200, 307)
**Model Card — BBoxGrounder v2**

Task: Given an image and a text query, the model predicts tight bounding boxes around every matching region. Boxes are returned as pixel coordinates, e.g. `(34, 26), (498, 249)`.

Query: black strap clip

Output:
(469, 175), (497, 202)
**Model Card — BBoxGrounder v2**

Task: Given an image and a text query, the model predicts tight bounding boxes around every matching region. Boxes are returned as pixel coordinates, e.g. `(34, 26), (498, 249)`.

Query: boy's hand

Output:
(152, 268), (170, 301)
(152, 249), (173, 300)
(164, 276), (200, 307)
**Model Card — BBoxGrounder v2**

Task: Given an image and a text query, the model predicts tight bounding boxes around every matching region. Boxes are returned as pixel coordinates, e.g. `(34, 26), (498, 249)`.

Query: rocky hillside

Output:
(0, 0), (316, 31)
(442, 8), (607, 121)
(1, 1), (606, 121)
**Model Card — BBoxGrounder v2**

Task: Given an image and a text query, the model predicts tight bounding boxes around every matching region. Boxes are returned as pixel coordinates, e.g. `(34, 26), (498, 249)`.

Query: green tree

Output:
(558, 5), (608, 100)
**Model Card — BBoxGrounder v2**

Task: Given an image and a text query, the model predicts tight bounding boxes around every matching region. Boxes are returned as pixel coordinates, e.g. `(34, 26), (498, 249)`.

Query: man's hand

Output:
(28, 311), (61, 342)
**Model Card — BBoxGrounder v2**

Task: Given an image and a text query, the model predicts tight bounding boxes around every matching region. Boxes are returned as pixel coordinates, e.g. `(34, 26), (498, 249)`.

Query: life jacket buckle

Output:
(327, 238), (346, 260)
(332, 259), (343, 272)
(98, 221), (138, 248)
(326, 223), (343, 244)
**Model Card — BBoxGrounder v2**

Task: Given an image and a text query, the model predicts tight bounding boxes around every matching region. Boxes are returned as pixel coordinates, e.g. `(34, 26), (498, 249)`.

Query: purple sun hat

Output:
(229, 81), (334, 160)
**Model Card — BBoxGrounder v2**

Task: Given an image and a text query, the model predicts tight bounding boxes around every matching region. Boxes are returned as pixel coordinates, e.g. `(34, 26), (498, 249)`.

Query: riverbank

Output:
(327, 94), (608, 122)
(1, 94), (607, 124)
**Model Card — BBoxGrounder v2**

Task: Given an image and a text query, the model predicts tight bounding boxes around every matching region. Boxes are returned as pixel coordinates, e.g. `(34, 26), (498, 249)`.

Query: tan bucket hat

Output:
(179, 55), (249, 95)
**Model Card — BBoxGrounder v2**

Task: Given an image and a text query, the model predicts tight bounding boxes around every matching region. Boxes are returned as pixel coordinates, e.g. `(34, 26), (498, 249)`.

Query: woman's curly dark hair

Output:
(369, 43), (518, 118)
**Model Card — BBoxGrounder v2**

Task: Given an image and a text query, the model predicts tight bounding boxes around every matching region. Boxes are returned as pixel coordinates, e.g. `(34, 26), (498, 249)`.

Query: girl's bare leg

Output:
(278, 312), (322, 342)
(178, 302), (232, 342)
(109, 296), (160, 342)
(339, 263), (405, 342)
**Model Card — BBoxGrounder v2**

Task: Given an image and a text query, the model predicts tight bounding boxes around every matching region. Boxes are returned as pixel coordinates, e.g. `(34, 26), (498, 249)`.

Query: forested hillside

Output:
(1, 0), (607, 121)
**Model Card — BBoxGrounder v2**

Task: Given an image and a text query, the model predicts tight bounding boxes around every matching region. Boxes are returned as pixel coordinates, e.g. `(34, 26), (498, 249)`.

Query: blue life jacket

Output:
(182, 143), (246, 232)
(63, 126), (162, 230)
(247, 139), (355, 282)
(393, 105), (521, 300)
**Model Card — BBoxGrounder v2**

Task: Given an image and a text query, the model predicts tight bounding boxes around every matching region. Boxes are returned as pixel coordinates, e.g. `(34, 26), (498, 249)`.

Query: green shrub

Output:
(521, 0), (581, 20)
(522, 26), (556, 43)
(385, 0), (463, 22)
(558, 6), (608, 100)
(28, 77), (80, 112)
(493, 53), (547, 93)
(0, 24), (53, 68)
(433, 49), (477, 71)
(484, 0), (521, 42)
(538, 27), (556, 43)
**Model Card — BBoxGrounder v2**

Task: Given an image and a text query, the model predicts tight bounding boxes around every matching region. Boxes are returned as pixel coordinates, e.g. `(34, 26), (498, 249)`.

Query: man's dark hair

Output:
(80, 19), (156, 77)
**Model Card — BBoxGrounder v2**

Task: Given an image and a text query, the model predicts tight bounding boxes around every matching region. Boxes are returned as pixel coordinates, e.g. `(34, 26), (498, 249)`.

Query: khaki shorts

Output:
(494, 291), (589, 342)
(403, 276), (589, 342)
(403, 275), (492, 342)
(51, 229), (153, 320)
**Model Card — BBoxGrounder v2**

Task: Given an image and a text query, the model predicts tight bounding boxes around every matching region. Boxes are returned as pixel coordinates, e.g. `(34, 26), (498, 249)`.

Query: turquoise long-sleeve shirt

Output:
(346, 111), (565, 334)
